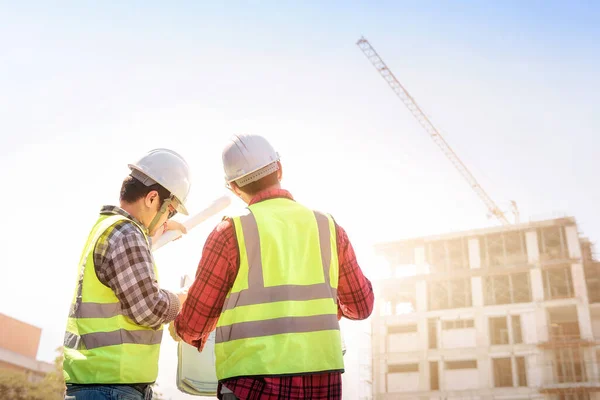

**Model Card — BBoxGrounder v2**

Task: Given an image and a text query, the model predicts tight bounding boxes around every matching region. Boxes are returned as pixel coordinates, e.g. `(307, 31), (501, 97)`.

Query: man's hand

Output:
(166, 220), (187, 236)
(151, 220), (188, 244)
(177, 288), (188, 305)
(169, 322), (182, 342)
(337, 302), (349, 321)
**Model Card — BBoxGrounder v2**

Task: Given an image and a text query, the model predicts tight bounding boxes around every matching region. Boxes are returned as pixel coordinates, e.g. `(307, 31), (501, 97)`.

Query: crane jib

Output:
(356, 36), (514, 226)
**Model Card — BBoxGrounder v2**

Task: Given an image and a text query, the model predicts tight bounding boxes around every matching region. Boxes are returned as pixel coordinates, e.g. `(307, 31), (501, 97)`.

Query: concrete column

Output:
(510, 356), (518, 387)
(438, 359), (446, 391)
(474, 308), (488, 347)
(471, 276), (483, 307)
(436, 319), (443, 350)
(371, 318), (383, 397)
(564, 225), (582, 259)
(478, 353), (491, 389)
(571, 263), (594, 340)
(468, 238), (481, 269)
(416, 280), (428, 313)
(521, 311), (537, 344)
(417, 317), (429, 351)
(535, 306), (549, 342)
(530, 268), (545, 302)
(379, 323), (386, 354)
(370, 329), (380, 397)
(576, 303), (594, 339)
(525, 230), (539, 264)
(506, 313), (515, 345)
(415, 246), (427, 275)
(572, 263), (590, 304)
(419, 359), (430, 391)
(378, 359), (387, 394)
(526, 353), (543, 388)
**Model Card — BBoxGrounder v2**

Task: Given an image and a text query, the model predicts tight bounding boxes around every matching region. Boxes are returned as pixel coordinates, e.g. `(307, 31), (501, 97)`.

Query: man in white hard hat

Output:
(174, 134), (374, 400)
(62, 149), (191, 400)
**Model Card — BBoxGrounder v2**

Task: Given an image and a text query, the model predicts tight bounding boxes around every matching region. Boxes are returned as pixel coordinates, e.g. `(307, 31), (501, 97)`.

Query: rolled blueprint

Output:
(152, 195), (232, 251)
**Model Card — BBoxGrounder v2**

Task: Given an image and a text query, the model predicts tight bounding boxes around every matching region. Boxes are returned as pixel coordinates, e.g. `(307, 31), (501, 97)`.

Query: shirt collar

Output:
(248, 189), (294, 206)
(99, 205), (148, 234)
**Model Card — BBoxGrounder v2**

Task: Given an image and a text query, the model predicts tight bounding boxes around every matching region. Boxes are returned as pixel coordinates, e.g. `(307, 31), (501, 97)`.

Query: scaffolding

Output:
(534, 304), (600, 400)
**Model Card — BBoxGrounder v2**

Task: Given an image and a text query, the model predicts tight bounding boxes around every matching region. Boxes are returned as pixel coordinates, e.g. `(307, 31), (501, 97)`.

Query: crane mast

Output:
(356, 37), (511, 225)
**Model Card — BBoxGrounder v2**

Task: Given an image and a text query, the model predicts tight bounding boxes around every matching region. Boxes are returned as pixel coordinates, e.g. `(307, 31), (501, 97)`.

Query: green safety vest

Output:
(215, 198), (344, 381)
(63, 214), (163, 384)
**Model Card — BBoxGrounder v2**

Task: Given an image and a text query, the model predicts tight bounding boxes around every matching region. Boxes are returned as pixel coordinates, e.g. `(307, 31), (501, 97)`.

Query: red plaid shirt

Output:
(174, 189), (374, 400)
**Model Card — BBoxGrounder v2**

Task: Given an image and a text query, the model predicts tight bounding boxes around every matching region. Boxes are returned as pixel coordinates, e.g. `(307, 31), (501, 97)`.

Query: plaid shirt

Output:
(174, 189), (374, 400)
(93, 206), (180, 329)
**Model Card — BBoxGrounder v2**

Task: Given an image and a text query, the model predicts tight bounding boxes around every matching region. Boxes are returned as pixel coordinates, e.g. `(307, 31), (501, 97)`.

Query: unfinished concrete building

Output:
(372, 217), (600, 400)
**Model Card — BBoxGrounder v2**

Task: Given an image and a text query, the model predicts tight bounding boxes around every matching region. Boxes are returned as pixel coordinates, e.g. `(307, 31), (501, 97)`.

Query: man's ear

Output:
(230, 183), (243, 198)
(145, 190), (159, 208)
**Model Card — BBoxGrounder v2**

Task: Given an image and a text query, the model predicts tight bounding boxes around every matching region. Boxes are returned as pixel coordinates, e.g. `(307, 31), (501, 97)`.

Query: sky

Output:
(0, 1), (598, 398)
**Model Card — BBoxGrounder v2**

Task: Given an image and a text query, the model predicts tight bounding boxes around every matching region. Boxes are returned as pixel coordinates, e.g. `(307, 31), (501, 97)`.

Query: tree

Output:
(0, 347), (65, 400)
(0, 369), (46, 400)
(42, 346), (66, 400)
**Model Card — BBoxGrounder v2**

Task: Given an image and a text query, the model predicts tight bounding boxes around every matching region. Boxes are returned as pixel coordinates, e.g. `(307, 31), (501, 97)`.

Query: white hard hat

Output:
(128, 148), (191, 215)
(222, 134), (280, 187)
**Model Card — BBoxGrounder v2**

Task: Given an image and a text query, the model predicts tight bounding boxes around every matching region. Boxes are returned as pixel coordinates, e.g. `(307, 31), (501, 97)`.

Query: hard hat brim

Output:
(176, 202), (189, 216)
(226, 157), (280, 184)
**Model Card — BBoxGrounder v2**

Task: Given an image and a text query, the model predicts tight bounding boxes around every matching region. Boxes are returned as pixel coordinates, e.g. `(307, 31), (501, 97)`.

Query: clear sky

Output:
(0, 1), (598, 398)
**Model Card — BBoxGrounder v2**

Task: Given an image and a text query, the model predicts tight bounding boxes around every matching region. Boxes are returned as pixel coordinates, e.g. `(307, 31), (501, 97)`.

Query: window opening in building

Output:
(388, 324), (417, 334)
(493, 358), (513, 387)
(445, 360), (477, 370)
(543, 265), (574, 300)
(512, 315), (523, 344)
(428, 241), (448, 274)
(427, 239), (470, 273)
(504, 231), (527, 265)
(554, 347), (586, 383)
(388, 363), (419, 373)
(558, 395), (590, 400)
(428, 279), (472, 310)
(548, 306), (581, 342)
(538, 226), (568, 261)
(381, 300), (392, 316)
(430, 361), (439, 390)
(480, 231), (527, 267)
(442, 320), (474, 329)
(392, 284), (417, 315)
(447, 238), (469, 271)
(490, 317), (509, 345)
(428, 319), (438, 349)
(512, 273), (532, 303)
(484, 273), (531, 305)
(393, 244), (417, 278)
(516, 356), (527, 387)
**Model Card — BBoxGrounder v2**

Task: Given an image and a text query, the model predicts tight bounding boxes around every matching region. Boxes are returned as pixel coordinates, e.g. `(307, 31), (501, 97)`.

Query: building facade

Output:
(372, 217), (600, 400)
(0, 313), (54, 383)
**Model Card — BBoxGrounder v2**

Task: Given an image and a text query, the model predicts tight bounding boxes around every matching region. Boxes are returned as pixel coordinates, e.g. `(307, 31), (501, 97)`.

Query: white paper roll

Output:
(152, 195), (232, 251)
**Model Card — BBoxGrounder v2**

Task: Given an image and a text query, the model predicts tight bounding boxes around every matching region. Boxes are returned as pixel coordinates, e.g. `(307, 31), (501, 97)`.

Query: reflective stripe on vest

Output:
(64, 329), (163, 350)
(63, 214), (162, 384)
(214, 198), (344, 380)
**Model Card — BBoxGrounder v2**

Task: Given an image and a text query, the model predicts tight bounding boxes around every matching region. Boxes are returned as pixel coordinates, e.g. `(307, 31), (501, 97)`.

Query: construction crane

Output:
(356, 36), (517, 225)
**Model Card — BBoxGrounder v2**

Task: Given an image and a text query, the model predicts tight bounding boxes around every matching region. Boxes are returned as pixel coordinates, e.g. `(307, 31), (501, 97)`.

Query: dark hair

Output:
(120, 175), (171, 205)
(236, 171), (279, 196)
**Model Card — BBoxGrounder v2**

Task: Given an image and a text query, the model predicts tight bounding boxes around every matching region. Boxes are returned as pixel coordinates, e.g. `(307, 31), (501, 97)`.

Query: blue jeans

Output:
(65, 385), (146, 400)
